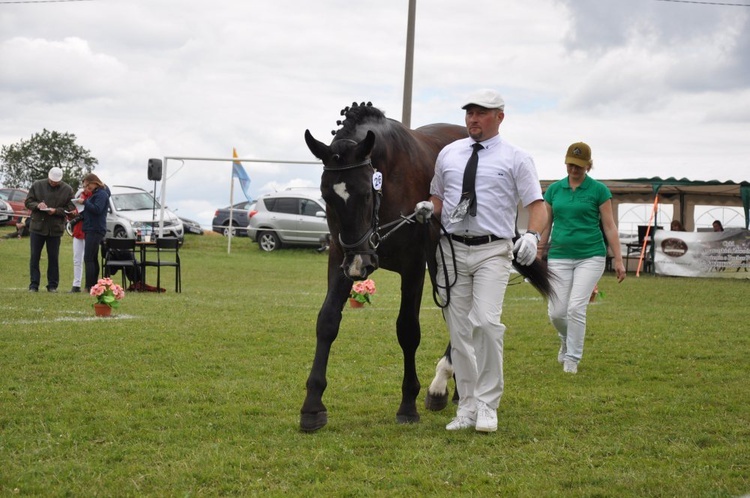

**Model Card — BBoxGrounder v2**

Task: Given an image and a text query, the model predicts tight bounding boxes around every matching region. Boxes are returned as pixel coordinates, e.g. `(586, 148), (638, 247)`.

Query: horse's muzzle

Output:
(342, 253), (379, 280)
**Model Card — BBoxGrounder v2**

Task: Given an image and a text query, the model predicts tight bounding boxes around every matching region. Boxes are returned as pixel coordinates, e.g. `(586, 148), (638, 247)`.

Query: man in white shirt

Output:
(415, 89), (546, 432)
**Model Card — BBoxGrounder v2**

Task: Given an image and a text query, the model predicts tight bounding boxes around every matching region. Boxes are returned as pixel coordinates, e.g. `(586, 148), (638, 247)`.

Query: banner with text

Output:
(654, 228), (750, 278)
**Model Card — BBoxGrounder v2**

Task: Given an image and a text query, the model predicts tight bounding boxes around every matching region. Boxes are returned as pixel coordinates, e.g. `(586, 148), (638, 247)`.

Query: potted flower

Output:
(90, 277), (125, 316)
(349, 279), (376, 308)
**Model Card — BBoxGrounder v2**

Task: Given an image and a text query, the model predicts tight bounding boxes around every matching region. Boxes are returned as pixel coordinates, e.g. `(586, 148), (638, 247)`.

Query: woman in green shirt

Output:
(540, 142), (626, 374)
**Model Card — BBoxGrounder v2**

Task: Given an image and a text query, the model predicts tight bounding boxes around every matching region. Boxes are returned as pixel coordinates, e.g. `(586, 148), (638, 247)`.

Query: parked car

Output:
(179, 217), (204, 235)
(0, 188), (30, 225)
(107, 185), (184, 242)
(212, 200), (255, 236)
(247, 188), (329, 252)
(0, 198), (12, 225)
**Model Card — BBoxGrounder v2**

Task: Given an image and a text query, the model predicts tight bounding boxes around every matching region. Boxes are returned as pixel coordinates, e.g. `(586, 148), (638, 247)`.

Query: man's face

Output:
(48, 179), (60, 188)
(464, 105), (504, 141)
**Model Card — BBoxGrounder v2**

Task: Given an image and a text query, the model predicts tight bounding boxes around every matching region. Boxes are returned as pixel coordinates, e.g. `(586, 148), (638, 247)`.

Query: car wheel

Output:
(258, 231), (281, 252)
(113, 226), (128, 238)
(222, 223), (237, 237)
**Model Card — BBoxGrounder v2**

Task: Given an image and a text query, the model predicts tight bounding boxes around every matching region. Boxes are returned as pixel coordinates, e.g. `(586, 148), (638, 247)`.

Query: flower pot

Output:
(349, 298), (364, 308)
(94, 303), (112, 317)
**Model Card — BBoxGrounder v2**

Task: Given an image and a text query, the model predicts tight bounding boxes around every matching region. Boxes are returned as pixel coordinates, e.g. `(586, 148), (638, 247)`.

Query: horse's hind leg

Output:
(425, 342), (453, 411)
(395, 271), (424, 424)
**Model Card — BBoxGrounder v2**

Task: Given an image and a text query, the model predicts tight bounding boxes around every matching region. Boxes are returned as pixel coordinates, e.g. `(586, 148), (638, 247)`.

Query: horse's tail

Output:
(512, 258), (556, 300)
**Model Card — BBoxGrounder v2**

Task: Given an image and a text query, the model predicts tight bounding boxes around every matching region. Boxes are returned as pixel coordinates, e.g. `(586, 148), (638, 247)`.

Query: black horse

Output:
(301, 102), (553, 432)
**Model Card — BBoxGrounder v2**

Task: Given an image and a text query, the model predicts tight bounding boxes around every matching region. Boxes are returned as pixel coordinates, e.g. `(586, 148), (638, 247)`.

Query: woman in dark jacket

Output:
(75, 173), (111, 290)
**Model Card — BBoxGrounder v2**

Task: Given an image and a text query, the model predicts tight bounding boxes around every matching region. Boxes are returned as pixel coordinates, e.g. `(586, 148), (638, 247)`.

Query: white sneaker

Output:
(445, 415), (475, 431)
(475, 402), (497, 433)
(558, 343), (567, 364)
(563, 360), (578, 374)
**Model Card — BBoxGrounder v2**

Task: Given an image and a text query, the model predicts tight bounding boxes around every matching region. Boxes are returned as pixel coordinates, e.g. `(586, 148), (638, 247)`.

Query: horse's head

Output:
(305, 127), (380, 281)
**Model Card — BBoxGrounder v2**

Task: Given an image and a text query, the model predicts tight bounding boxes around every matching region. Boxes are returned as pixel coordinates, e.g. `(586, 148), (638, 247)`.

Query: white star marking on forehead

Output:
(333, 182), (349, 202)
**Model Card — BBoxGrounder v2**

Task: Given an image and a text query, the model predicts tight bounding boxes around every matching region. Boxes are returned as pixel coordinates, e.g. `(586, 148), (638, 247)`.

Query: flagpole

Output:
(228, 165), (235, 254)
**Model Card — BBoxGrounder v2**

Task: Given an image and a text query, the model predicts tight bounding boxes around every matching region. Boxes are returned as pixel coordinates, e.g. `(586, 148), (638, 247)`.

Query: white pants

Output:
(72, 237), (85, 287)
(437, 237), (513, 418)
(547, 257), (605, 364)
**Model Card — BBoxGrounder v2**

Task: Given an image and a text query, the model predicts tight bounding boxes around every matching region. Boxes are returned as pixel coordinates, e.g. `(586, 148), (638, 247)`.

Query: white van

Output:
(106, 185), (184, 242)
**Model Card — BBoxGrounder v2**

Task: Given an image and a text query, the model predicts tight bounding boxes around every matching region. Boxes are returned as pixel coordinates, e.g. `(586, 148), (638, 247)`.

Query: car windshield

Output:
(112, 192), (160, 211)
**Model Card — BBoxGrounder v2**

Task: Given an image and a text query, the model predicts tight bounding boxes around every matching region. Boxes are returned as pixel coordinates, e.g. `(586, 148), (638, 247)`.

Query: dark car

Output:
(212, 200), (254, 237)
(0, 188), (30, 225)
(179, 217), (204, 235)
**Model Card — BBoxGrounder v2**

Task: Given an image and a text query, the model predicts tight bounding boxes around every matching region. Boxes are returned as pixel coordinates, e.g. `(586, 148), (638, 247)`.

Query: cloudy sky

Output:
(1, 0), (748, 228)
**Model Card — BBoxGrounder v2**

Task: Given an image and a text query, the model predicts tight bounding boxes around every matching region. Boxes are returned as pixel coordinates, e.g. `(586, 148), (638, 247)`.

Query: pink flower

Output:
(350, 279), (376, 304)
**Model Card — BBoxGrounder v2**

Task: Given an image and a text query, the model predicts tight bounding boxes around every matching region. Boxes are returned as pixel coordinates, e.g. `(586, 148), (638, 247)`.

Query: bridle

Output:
(323, 151), (417, 257)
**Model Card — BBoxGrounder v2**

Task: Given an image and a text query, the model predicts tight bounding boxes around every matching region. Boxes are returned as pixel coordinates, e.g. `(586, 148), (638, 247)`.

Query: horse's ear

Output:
(357, 130), (376, 158)
(304, 129), (331, 162)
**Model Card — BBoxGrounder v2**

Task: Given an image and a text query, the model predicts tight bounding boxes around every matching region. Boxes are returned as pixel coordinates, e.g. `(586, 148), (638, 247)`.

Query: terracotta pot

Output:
(94, 303), (112, 317)
(349, 298), (364, 308)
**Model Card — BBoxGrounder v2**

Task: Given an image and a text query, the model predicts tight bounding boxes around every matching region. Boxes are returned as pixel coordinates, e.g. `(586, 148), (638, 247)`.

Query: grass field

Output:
(1, 228), (748, 497)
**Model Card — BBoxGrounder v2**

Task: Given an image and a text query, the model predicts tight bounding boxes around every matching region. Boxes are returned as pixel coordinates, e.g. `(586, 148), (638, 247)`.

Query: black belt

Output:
(449, 234), (503, 246)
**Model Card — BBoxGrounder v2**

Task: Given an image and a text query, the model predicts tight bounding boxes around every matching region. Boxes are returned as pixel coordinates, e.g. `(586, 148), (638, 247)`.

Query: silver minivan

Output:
(247, 188), (328, 252)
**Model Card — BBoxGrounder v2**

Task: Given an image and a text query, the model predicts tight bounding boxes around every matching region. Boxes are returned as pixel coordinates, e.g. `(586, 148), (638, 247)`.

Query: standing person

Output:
(712, 220), (724, 232)
(24, 167), (76, 292)
(670, 220), (685, 231)
(414, 89), (547, 432)
(539, 142), (626, 374)
(73, 173), (110, 291)
(68, 188), (92, 293)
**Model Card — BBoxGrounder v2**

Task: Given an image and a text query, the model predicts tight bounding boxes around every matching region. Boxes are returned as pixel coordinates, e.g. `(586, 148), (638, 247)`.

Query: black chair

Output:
(142, 237), (181, 293)
(102, 238), (139, 288)
(626, 225), (662, 273)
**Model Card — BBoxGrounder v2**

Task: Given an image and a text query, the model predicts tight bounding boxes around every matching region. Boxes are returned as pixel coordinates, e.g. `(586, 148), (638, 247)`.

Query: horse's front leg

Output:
(394, 268), (425, 424)
(300, 269), (351, 432)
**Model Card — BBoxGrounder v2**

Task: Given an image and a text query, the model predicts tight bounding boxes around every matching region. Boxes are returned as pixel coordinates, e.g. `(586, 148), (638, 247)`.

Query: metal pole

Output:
(401, 0), (416, 129)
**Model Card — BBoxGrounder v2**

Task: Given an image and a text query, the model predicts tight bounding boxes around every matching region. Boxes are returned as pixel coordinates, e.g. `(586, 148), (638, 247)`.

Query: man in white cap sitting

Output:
(24, 167), (76, 292)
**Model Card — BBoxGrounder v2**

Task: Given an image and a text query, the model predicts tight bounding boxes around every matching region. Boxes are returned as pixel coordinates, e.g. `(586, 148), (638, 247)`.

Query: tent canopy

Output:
(539, 177), (750, 230)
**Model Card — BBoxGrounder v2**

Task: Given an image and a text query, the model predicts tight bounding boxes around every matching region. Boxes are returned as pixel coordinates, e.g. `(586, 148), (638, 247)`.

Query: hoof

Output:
(424, 390), (449, 411)
(396, 413), (420, 424)
(300, 411), (328, 432)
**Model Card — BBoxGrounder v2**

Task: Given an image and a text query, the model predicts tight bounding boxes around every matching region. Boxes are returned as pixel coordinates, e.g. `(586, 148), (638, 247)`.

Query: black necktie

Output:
(461, 142), (484, 217)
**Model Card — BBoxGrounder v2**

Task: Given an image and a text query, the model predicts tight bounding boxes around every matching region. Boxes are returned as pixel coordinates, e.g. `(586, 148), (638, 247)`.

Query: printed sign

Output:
(654, 228), (750, 278)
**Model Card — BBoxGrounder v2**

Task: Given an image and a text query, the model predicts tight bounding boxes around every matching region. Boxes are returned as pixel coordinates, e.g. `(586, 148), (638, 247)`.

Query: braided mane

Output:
(332, 102), (387, 138)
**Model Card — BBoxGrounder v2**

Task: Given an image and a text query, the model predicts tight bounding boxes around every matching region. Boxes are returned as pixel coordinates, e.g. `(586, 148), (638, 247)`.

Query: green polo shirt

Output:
(544, 175), (612, 259)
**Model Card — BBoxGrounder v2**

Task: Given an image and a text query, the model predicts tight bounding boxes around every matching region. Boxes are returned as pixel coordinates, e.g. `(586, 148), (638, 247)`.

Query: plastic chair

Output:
(102, 238), (139, 288)
(142, 237), (181, 293)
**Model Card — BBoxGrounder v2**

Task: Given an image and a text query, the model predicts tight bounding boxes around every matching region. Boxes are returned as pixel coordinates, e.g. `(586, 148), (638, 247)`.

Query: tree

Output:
(0, 129), (97, 191)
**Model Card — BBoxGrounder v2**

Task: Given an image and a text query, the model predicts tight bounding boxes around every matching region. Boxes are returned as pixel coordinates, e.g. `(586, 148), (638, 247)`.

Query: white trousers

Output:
(547, 257), (605, 364)
(72, 237), (85, 287)
(437, 237), (513, 417)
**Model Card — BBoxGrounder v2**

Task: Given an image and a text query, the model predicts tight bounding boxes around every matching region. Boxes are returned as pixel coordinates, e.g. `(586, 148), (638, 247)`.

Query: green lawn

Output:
(0, 229), (748, 496)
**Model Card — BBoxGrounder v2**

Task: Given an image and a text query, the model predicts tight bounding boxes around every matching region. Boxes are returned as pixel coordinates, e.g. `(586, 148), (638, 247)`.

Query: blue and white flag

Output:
(232, 148), (252, 201)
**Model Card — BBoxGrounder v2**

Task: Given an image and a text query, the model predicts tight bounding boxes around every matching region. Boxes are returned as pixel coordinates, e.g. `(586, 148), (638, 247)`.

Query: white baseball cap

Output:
(48, 167), (63, 182)
(461, 89), (505, 111)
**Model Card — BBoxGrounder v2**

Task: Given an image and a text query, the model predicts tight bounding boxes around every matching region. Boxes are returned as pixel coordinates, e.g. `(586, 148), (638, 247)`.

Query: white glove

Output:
(414, 200), (434, 224)
(513, 232), (538, 266)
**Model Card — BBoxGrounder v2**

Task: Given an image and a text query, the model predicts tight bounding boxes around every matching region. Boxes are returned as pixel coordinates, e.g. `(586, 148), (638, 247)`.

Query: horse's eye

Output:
(332, 154), (340, 161)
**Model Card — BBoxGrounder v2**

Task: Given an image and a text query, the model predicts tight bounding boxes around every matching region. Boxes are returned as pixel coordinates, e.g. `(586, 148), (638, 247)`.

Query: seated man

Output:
(3, 216), (30, 239)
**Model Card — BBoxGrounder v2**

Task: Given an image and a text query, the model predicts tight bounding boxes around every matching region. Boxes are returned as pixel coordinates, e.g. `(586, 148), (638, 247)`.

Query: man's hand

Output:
(414, 201), (434, 224)
(513, 232), (538, 266)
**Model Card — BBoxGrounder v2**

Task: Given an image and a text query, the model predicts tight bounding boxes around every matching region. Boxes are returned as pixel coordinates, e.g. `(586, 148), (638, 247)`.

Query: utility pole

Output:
(401, 0), (416, 129)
